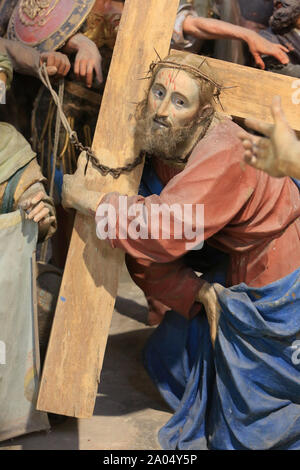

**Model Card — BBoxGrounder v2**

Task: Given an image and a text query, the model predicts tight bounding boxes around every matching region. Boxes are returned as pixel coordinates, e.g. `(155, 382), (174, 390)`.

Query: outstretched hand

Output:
(246, 32), (290, 69)
(239, 96), (299, 178)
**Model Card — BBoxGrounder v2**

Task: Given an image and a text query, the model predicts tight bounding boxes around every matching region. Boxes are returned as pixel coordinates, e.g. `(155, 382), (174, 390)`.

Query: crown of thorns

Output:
(146, 57), (225, 102)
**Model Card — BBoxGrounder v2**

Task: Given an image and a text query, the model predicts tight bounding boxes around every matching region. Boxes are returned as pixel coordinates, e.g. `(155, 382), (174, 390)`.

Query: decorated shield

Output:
(7, 0), (96, 52)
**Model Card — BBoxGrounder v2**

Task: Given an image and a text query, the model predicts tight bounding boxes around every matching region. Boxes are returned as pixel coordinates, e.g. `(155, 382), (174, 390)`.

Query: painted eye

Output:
(175, 97), (185, 107)
(154, 89), (164, 98)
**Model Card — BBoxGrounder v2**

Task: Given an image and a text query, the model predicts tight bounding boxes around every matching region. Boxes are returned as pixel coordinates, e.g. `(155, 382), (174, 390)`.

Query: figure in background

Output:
(0, 40), (63, 441)
(0, 0), (18, 37)
(6, 0), (124, 267)
(172, 0), (289, 68)
(259, 1), (300, 77)
(0, 40), (58, 239)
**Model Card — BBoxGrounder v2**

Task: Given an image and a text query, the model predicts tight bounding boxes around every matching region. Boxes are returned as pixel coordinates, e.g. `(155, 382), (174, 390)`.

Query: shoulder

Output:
(189, 117), (247, 166)
(0, 121), (33, 152)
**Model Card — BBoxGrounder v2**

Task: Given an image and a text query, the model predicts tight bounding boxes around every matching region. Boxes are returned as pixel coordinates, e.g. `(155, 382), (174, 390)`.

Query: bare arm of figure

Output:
(182, 16), (290, 69)
(0, 38), (70, 78)
(239, 96), (300, 179)
(62, 33), (103, 87)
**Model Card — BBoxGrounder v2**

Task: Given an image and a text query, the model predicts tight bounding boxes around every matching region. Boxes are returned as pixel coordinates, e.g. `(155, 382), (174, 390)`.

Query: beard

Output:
(135, 101), (205, 163)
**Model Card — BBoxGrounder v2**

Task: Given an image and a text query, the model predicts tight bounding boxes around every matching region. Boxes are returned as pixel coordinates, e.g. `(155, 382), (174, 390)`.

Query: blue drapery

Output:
(140, 162), (300, 450)
(144, 268), (300, 450)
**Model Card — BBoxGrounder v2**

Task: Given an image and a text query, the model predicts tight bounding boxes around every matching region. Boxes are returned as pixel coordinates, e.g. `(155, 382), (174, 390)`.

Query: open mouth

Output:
(153, 117), (170, 129)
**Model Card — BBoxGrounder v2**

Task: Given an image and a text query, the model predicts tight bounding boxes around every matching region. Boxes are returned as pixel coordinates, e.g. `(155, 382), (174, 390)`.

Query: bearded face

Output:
(135, 67), (211, 161)
(270, 0), (300, 33)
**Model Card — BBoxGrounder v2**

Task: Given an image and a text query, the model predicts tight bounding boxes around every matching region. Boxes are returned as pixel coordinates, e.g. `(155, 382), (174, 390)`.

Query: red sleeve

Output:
(95, 120), (257, 263)
(125, 254), (204, 319)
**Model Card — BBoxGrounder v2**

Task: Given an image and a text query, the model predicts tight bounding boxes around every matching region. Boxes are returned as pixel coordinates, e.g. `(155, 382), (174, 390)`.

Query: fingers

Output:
(29, 191), (45, 206)
(271, 95), (290, 128)
(273, 48), (289, 65)
(46, 65), (58, 76)
(252, 52), (265, 70)
(85, 63), (94, 88)
(62, 55), (71, 76)
(74, 55), (80, 80)
(20, 191), (44, 211)
(206, 299), (221, 347)
(73, 43), (103, 87)
(80, 59), (88, 82)
(94, 59), (103, 84)
(279, 44), (290, 53)
(244, 117), (273, 137)
(271, 95), (285, 123)
(39, 215), (56, 226)
(240, 137), (256, 154)
(242, 136), (269, 156)
(238, 131), (271, 171)
(74, 58), (103, 87)
(42, 52), (55, 68)
(20, 192), (51, 223)
(238, 131), (260, 150)
(27, 202), (48, 222)
(40, 52), (71, 77)
(74, 57), (89, 84)
(244, 152), (269, 172)
(244, 152), (258, 166)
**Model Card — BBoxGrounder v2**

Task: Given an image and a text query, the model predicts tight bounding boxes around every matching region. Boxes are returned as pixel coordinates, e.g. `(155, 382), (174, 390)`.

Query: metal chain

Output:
(38, 64), (144, 178)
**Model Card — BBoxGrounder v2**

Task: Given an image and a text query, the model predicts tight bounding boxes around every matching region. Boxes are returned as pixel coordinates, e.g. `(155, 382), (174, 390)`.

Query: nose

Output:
(156, 97), (171, 118)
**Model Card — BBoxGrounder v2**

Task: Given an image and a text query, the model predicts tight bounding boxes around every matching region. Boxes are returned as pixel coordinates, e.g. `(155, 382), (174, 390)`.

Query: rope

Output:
(38, 64), (144, 179)
(40, 77), (64, 264)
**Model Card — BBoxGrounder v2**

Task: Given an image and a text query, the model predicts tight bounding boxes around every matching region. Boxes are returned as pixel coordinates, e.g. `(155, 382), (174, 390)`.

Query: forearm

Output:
(62, 33), (88, 54)
(186, 17), (252, 42)
(0, 38), (40, 77)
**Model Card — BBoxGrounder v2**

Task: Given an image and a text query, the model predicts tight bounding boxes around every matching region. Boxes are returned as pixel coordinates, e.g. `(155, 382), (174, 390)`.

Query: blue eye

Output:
(153, 87), (164, 99)
(175, 97), (185, 107)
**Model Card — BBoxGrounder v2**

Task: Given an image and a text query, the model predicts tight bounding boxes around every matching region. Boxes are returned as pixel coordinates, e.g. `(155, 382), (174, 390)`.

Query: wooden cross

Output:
(37, 2), (300, 419)
(37, 0), (181, 419)
(184, 52), (300, 133)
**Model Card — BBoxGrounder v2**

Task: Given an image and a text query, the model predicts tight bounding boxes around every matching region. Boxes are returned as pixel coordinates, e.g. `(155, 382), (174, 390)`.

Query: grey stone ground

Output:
(0, 267), (171, 450)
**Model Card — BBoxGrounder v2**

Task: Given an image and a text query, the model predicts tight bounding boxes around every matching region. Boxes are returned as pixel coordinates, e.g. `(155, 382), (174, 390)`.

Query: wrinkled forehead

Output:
(152, 67), (199, 96)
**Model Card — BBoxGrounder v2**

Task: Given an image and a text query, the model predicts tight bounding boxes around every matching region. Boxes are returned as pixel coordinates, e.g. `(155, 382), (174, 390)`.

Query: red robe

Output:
(96, 118), (300, 318)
